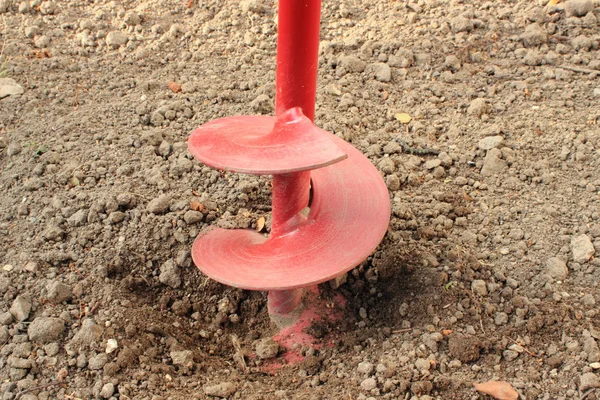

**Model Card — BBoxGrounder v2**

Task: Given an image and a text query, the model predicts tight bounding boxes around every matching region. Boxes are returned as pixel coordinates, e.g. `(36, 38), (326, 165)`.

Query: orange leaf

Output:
(442, 329), (453, 336)
(190, 200), (205, 212)
(168, 82), (182, 93)
(187, 0), (194, 7)
(473, 381), (519, 400)
(256, 217), (265, 232)
(548, 0), (560, 4)
(192, 189), (200, 196)
(463, 191), (474, 202)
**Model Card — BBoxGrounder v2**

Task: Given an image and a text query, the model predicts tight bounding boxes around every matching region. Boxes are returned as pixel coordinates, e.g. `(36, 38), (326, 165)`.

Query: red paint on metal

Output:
(187, 0), (390, 348)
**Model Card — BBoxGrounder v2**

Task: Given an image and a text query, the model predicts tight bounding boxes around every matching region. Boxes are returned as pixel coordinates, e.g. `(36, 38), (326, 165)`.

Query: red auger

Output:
(188, 0), (390, 338)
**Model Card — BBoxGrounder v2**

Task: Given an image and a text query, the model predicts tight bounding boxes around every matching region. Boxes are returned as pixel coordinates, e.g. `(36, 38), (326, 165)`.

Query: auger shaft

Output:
(267, 0), (322, 317)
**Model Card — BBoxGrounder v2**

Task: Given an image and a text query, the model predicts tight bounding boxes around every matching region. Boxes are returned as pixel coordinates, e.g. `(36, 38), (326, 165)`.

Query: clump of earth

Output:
(1, 0), (600, 399)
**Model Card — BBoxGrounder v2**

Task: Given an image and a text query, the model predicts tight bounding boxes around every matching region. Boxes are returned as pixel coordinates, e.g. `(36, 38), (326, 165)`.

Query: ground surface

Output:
(1, 0), (600, 399)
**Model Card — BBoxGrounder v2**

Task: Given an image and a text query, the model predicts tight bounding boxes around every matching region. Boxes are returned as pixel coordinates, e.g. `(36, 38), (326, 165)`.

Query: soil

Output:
(1, 0), (600, 399)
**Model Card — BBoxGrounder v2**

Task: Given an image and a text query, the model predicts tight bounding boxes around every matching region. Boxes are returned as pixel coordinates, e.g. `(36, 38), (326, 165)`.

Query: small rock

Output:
(520, 23), (547, 47)
(204, 382), (237, 398)
(329, 273), (348, 289)
(68, 319), (103, 351)
(370, 63), (391, 82)
(0, 312), (13, 325)
(0, 326), (9, 344)
(171, 350), (194, 366)
(105, 338), (118, 354)
(10, 295), (32, 322)
(471, 280), (488, 296)
(183, 210), (204, 224)
(99, 382), (115, 399)
(443, 55), (461, 72)
(46, 281), (72, 303)
(158, 140), (171, 157)
(39, 1), (55, 15)
(249, 94), (272, 114)
(580, 372), (600, 391)
(34, 35), (50, 48)
(546, 257), (568, 280)
(572, 234), (595, 263)
(88, 353), (108, 370)
(255, 337), (279, 359)
(0, 0), (11, 13)
(360, 377), (377, 391)
(106, 31), (128, 48)
(495, 312), (509, 325)
(481, 148), (507, 176)
(467, 98), (488, 117)
(28, 317), (65, 343)
(565, 0), (595, 17)
(450, 16), (473, 33)
(503, 349), (520, 361)
(147, 195), (170, 214)
(448, 334), (484, 363)
(0, 78), (25, 99)
(415, 358), (431, 372)
(357, 361), (374, 375)
(159, 259), (181, 288)
(411, 381), (434, 395)
(340, 55), (366, 73)
(478, 136), (504, 150)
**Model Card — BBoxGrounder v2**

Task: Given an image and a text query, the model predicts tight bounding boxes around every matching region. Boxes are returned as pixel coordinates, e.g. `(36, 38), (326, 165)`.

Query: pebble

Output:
(546, 257), (569, 280)
(565, 0), (595, 17)
(0, 78), (25, 99)
(467, 98), (488, 117)
(520, 23), (547, 47)
(0, 312), (12, 325)
(68, 319), (103, 351)
(105, 338), (118, 354)
(478, 136), (504, 150)
(46, 281), (72, 303)
(34, 35), (50, 48)
(471, 280), (488, 296)
(481, 148), (507, 176)
(580, 372), (600, 391)
(340, 55), (366, 73)
(10, 295), (32, 322)
(204, 382), (237, 397)
(88, 353), (108, 370)
(0, 326), (9, 344)
(147, 195), (170, 214)
(171, 350), (194, 366)
(571, 234), (595, 263)
(360, 377), (377, 391)
(183, 210), (204, 224)
(159, 259), (181, 288)
(357, 361), (374, 375)
(39, 1), (55, 15)
(27, 317), (65, 343)
(370, 63), (391, 82)
(99, 382), (115, 399)
(450, 16), (473, 33)
(255, 337), (279, 359)
(106, 31), (128, 48)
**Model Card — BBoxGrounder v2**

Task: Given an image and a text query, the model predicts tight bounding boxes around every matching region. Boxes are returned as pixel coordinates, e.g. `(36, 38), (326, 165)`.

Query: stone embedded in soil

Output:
(39, 1), (56, 15)
(450, 16), (473, 33)
(159, 259), (181, 288)
(204, 382), (237, 398)
(184, 210), (204, 224)
(99, 382), (115, 399)
(0, 326), (9, 344)
(88, 353), (108, 370)
(46, 281), (72, 303)
(147, 195), (170, 214)
(571, 234), (595, 263)
(339, 55), (366, 73)
(360, 377), (377, 391)
(68, 319), (103, 351)
(565, 0), (595, 17)
(478, 135), (504, 150)
(580, 373), (600, 391)
(467, 98), (488, 117)
(10, 295), (32, 322)
(520, 23), (547, 47)
(171, 350), (194, 366)
(255, 337), (279, 359)
(481, 148), (507, 176)
(448, 334), (484, 363)
(545, 257), (569, 280)
(357, 361), (374, 375)
(471, 280), (488, 296)
(0, 312), (12, 325)
(0, 78), (25, 99)
(106, 31), (128, 48)
(369, 63), (392, 82)
(28, 317), (66, 343)
(411, 380), (434, 395)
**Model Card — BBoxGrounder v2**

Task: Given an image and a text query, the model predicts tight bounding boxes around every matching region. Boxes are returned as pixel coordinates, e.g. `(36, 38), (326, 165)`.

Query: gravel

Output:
(27, 317), (66, 343)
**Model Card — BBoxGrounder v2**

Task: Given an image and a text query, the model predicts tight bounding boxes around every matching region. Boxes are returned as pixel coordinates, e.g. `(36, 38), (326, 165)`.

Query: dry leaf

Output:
(548, 0), (560, 4)
(442, 329), (453, 336)
(473, 381), (519, 400)
(168, 81), (182, 93)
(395, 113), (412, 124)
(190, 200), (205, 212)
(187, 0), (194, 7)
(256, 217), (265, 232)
(463, 191), (474, 202)
(191, 189), (200, 196)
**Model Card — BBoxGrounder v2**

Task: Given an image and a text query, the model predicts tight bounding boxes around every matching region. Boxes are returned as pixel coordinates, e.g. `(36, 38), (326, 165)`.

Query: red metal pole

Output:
(268, 0), (322, 317)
